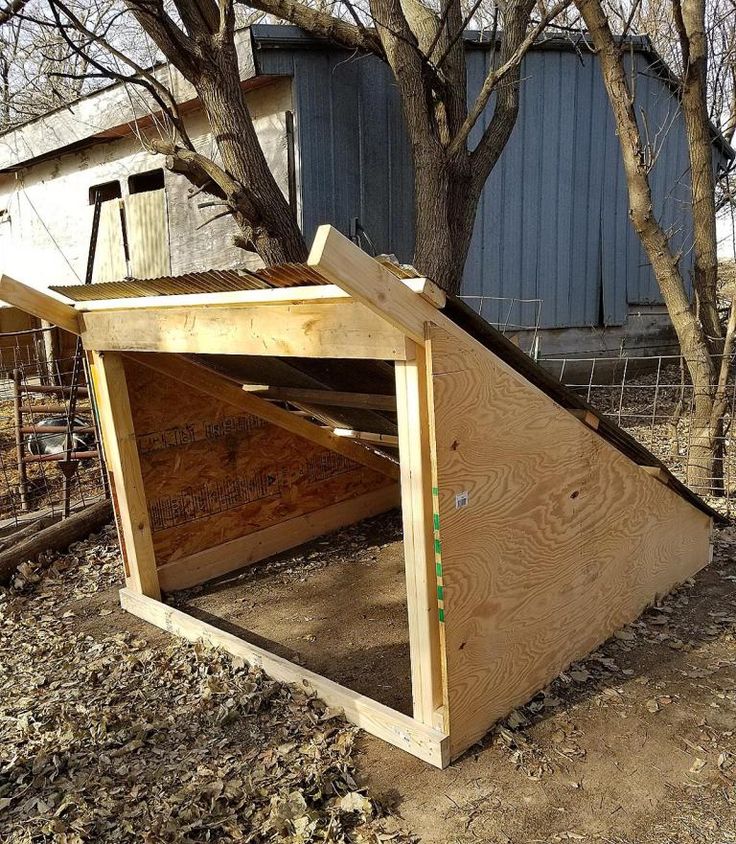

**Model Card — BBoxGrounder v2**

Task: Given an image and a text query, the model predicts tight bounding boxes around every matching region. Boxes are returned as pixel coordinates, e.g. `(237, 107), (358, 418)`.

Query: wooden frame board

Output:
(120, 587), (449, 767)
(79, 300), (409, 360)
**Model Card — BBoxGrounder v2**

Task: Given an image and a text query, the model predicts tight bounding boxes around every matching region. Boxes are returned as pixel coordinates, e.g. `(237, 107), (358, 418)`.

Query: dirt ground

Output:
(2, 512), (736, 842)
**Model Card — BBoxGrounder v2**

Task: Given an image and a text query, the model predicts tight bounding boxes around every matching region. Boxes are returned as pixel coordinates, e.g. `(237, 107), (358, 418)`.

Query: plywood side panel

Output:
(428, 326), (712, 760)
(123, 357), (396, 569)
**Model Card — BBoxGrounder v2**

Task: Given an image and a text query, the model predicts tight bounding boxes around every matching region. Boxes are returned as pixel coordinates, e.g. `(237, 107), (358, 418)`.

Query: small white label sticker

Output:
(455, 491), (469, 510)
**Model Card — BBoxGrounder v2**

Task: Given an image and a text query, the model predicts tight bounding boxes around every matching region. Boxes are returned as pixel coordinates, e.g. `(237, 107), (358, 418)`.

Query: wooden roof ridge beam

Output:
(308, 226), (446, 344)
(126, 352), (400, 481)
(0, 274), (80, 335)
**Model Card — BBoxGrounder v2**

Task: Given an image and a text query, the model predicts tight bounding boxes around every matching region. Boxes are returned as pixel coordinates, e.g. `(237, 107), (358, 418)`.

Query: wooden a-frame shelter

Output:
(1, 226), (715, 768)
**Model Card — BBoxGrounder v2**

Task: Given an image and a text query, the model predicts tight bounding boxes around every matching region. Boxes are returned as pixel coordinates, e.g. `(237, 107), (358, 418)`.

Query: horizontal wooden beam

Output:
(80, 300), (408, 360)
(0, 275), (80, 335)
(120, 587), (449, 767)
(157, 484), (400, 591)
(570, 409), (600, 430)
(72, 278), (444, 312)
(248, 386), (397, 411)
(332, 428), (400, 446)
(126, 353), (400, 481)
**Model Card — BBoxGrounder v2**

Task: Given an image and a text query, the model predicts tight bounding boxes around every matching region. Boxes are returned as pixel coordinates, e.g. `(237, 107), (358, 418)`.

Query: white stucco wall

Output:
(0, 77), (293, 291)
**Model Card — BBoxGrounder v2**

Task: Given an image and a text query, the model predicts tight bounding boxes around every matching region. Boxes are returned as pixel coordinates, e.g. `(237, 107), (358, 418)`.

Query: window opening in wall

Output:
(128, 169), (165, 195)
(89, 181), (122, 205)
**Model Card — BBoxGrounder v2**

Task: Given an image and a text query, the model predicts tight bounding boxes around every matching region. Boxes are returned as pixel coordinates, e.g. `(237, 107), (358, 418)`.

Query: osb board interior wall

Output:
(123, 357), (396, 567)
(427, 325), (712, 760)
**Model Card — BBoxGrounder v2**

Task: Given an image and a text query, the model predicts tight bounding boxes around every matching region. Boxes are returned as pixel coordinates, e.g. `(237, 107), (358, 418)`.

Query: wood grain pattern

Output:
(428, 325), (712, 760)
(123, 357), (396, 569)
(395, 342), (444, 727)
(0, 275), (80, 335)
(80, 300), (408, 360)
(88, 352), (160, 599)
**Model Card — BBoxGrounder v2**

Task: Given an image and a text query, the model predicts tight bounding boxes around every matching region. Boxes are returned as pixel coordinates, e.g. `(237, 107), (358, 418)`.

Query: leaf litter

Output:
(0, 525), (415, 843)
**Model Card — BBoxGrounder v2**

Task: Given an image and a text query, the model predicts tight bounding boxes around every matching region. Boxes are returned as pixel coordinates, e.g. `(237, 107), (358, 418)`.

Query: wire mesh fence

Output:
(545, 352), (736, 512)
(459, 295), (543, 358)
(0, 326), (107, 532)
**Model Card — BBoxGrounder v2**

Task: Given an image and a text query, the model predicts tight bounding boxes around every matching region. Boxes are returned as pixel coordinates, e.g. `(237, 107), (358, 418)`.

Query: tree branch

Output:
(0, 0), (27, 27)
(452, 0), (571, 159)
(238, 0), (384, 56)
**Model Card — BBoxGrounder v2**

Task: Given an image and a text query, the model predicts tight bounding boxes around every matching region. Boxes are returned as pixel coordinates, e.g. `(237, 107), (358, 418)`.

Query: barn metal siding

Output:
(257, 46), (415, 262)
(255, 31), (727, 329)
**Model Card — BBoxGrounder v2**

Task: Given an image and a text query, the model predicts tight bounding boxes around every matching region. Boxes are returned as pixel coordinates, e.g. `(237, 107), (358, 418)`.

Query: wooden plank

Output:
(157, 484), (400, 591)
(395, 339), (444, 728)
(127, 353), (399, 481)
(77, 285), (351, 312)
(94, 199), (127, 283)
(249, 386), (397, 411)
(0, 275), (80, 335)
(570, 409), (600, 430)
(308, 226), (440, 344)
(120, 587), (450, 767)
(123, 356), (397, 567)
(72, 278), (442, 312)
(332, 429), (400, 446)
(88, 351), (160, 599)
(427, 325), (712, 760)
(79, 300), (408, 360)
(642, 466), (670, 485)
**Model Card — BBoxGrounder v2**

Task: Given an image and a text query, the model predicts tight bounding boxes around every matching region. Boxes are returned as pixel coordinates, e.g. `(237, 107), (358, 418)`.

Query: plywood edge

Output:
(126, 352), (400, 481)
(72, 278), (443, 312)
(158, 483), (401, 591)
(120, 588), (450, 768)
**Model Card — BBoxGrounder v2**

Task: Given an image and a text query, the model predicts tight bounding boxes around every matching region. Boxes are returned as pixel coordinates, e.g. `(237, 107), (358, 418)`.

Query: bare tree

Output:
(237, 0), (573, 291)
(11, 0), (573, 288)
(576, 0), (734, 491)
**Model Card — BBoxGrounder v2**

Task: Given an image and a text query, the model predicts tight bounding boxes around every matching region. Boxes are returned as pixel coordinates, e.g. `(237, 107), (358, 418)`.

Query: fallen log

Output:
(0, 499), (113, 585)
(0, 513), (61, 554)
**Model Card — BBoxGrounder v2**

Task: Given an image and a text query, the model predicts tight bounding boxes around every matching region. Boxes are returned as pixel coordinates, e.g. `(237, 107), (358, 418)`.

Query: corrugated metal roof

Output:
(50, 264), (329, 302)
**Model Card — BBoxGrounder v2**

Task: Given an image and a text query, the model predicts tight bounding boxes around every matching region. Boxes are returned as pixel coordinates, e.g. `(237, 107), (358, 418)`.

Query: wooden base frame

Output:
(120, 588), (449, 767)
(1, 225), (714, 769)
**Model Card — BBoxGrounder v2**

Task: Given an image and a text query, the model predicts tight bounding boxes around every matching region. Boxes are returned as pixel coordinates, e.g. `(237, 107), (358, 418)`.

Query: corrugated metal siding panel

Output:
(260, 43), (712, 329)
(259, 49), (415, 262)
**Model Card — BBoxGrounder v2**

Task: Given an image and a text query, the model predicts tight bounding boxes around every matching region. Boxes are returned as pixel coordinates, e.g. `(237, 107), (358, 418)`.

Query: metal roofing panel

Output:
(50, 265), (329, 302)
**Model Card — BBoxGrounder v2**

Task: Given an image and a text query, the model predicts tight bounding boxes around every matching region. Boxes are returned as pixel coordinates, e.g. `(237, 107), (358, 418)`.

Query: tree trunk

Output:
(0, 499), (112, 586)
(676, 0), (721, 348)
(411, 146), (481, 295)
(577, 0), (724, 493)
(195, 48), (308, 264)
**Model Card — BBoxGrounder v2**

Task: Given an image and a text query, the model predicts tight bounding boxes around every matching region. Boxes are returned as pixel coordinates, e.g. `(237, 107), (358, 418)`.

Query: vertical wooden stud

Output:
(88, 351), (160, 599)
(395, 338), (443, 727)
